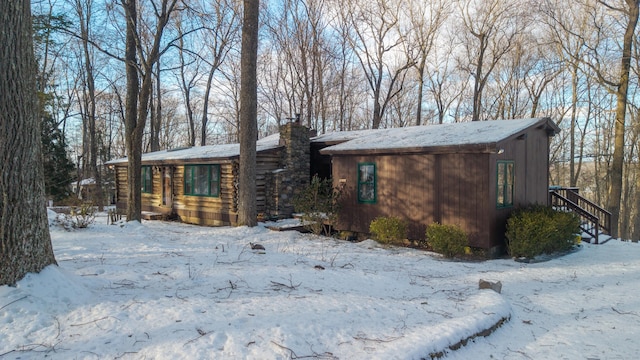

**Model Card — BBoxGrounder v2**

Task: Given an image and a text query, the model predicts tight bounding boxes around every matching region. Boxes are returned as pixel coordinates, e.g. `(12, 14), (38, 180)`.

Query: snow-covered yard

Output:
(1, 211), (639, 359)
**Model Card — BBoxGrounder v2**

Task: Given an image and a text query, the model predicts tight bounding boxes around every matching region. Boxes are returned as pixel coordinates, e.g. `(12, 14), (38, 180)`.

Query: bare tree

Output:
(199, 0), (241, 145)
(1, 0), (57, 285)
(423, 27), (467, 123)
(550, 0), (640, 237)
(75, 0), (105, 209)
(605, 0), (639, 238)
(175, 16), (202, 147)
(149, 57), (163, 151)
(542, 0), (596, 187)
(404, 0), (450, 125)
(238, 0), (259, 226)
(345, 0), (415, 129)
(121, 0), (180, 222)
(455, 0), (524, 121)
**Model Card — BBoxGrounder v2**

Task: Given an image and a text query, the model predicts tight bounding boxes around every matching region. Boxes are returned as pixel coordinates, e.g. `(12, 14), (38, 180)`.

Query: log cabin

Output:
(109, 117), (559, 255)
(107, 121), (311, 225)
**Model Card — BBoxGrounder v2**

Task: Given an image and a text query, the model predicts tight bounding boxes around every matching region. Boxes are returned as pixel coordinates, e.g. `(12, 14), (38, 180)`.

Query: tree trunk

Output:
(201, 65), (216, 146)
(123, 0), (177, 221)
(471, 33), (486, 122)
(569, 63), (578, 187)
(123, 0), (141, 222)
(606, 0), (638, 239)
(150, 61), (162, 152)
(77, 0), (104, 210)
(633, 160), (640, 242)
(0, 0), (57, 285)
(178, 30), (196, 147)
(415, 62), (425, 126)
(238, 0), (259, 227)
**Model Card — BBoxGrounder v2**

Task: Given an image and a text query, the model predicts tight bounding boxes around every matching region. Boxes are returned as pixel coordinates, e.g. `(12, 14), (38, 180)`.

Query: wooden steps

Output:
(141, 211), (165, 220)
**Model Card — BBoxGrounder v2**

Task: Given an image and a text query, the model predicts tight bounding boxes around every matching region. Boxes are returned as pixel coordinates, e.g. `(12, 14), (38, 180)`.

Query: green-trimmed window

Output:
(141, 166), (152, 193)
(358, 163), (376, 203)
(184, 164), (220, 197)
(496, 161), (514, 208)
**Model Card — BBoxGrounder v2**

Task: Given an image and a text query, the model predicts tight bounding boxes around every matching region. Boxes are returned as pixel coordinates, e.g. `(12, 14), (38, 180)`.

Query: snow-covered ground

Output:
(1, 211), (639, 359)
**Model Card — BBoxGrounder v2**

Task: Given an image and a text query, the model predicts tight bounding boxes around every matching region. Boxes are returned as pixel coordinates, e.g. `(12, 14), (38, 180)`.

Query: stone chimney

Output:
(265, 116), (311, 218)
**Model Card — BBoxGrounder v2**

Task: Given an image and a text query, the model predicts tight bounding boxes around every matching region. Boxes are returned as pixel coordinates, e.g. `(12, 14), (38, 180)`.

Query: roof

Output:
(106, 133), (282, 165)
(311, 129), (377, 145)
(320, 118), (559, 155)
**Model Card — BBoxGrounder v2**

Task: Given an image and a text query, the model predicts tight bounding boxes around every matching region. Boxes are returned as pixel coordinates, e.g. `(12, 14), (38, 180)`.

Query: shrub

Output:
(71, 203), (96, 228)
(369, 216), (407, 246)
(506, 205), (580, 259)
(425, 223), (468, 258)
(293, 175), (343, 235)
(55, 202), (96, 230)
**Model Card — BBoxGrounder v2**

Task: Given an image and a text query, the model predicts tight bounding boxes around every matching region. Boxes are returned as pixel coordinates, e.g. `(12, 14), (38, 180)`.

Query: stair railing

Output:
(549, 188), (612, 244)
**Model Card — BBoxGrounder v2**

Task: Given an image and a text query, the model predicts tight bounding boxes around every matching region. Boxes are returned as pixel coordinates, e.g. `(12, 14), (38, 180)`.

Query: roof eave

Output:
(321, 143), (498, 156)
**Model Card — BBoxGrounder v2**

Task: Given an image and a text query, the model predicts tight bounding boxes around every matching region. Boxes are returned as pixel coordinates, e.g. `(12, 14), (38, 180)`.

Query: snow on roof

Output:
(311, 129), (377, 144)
(106, 133), (282, 165)
(321, 118), (553, 154)
(71, 178), (96, 186)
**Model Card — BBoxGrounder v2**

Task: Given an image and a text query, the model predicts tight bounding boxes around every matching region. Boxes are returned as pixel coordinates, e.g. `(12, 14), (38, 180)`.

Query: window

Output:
(184, 165), (220, 197)
(496, 161), (514, 208)
(358, 163), (376, 203)
(141, 166), (152, 193)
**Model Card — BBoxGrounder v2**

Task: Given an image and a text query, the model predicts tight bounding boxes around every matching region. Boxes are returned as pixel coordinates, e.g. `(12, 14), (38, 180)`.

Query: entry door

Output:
(162, 167), (172, 207)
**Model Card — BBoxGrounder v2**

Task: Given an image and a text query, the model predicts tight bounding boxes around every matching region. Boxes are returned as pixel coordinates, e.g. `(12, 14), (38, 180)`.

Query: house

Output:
(109, 117), (560, 256)
(107, 121), (311, 225)
(319, 117), (560, 256)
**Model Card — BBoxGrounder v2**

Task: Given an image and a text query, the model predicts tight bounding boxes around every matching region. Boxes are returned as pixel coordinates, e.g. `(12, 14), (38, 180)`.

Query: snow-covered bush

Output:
(506, 205), (580, 259)
(70, 203), (96, 228)
(425, 223), (468, 258)
(369, 216), (407, 246)
(52, 203), (96, 230)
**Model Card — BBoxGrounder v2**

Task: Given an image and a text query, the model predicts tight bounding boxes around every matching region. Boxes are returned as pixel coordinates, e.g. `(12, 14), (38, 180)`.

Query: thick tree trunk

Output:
(238, 0), (259, 227)
(0, 0), (57, 285)
(606, 0), (638, 239)
(123, 0), (177, 222)
(123, 0), (141, 222)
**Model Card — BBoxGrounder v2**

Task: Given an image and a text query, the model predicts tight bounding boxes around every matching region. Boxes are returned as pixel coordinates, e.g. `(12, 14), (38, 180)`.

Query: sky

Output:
(1, 210), (639, 359)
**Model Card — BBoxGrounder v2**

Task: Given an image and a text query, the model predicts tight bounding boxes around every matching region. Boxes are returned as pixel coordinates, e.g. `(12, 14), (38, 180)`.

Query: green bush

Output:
(369, 216), (407, 246)
(506, 205), (580, 259)
(293, 175), (343, 235)
(425, 223), (468, 258)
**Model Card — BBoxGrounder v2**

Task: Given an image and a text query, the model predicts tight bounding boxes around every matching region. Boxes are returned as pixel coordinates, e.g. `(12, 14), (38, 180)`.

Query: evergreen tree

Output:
(41, 112), (75, 201)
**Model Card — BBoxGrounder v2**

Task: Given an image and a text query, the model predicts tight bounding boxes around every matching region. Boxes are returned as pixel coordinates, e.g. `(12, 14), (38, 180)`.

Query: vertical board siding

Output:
(440, 153), (490, 248)
(334, 153), (493, 243)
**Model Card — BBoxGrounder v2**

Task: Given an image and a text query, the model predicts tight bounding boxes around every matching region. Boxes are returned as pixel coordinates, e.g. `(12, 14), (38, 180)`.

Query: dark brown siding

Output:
(439, 153), (490, 248)
(488, 126), (553, 249)
(333, 153), (492, 247)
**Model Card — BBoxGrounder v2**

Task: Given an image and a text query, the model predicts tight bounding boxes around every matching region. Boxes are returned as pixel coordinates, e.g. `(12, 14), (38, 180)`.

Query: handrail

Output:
(549, 189), (611, 244)
(573, 197), (612, 235)
(551, 188), (612, 236)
